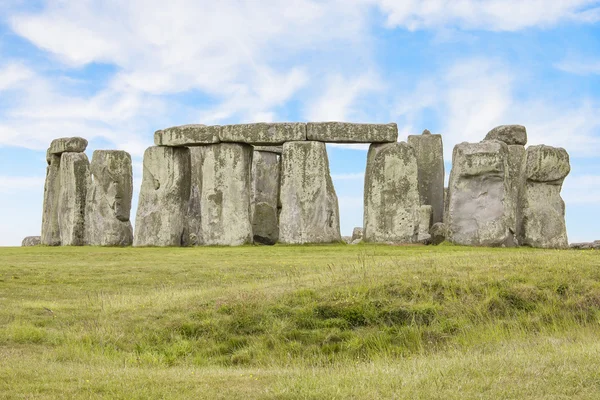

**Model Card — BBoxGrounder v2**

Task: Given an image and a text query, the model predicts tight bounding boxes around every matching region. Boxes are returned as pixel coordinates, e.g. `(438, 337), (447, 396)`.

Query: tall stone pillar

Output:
(41, 153), (62, 246)
(199, 143), (253, 246)
(520, 145), (570, 248)
(134, 146), (191, 247)
(251, 151), (280, 245)
(58, 152), (91, 246)
(363, 142), (420, 243)
(85, 150), (133, 246)
(187, 146), (208, 246)
(279, 141), (341, 244)
(407, 130), (444, 225)
(446, 141), (516, 246)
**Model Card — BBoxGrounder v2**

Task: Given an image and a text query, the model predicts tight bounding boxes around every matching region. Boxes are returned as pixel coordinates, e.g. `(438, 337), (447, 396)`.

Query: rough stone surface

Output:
(279, 141), (341, 244)
(351, 227), (363, 242)
(507, 145), (526, 241)
(417, 205), (433, 243)
(342, 236), (352, 244)
(85, 150), (133, 246)
(443, 187), (449, 223)
(430, 222), (447, 245)
(49, 137), (88, 154)
(571, 242), (600, 250)
(22, 236), (41, 246)
(187, 146), (208, 246)
(520, 145), (570, 249)
(484, 125), (527, 146)
(41, 154), (62, 246)
(200, 143), (253, 246)
(220, 123), (306, 145)
(446, 141), (516, 247)
(134, 146), (191, 247)
(58, 152), (90, 246)
(154, 124), (220, 146)
(307, 122), (398, 143)
(251, 151), (280, 245)
(408, 130), (445, 225)
(253, 145), (283, 154)
(363, 142), (420, 243)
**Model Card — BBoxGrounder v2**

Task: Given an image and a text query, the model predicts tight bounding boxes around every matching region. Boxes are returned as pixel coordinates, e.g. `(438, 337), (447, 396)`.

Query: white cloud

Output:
(555, 59), (600, 75)
(372, 0), (600, 31)
(0, 63), (33, 91)
(0, 175), (45, 193)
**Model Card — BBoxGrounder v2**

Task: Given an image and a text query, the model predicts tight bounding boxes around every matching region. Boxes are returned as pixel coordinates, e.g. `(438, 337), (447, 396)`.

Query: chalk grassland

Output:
(1, 245), (600, 399)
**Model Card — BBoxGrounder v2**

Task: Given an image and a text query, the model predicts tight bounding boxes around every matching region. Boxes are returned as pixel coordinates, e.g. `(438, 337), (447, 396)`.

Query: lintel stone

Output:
(154, 124), (220, 146)
(220, 123), (306, 145)
(307, 122), (398, 143)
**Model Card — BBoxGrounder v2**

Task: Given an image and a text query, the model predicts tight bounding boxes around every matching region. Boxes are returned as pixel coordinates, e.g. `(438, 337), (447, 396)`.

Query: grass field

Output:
(1, 244), (600, 399)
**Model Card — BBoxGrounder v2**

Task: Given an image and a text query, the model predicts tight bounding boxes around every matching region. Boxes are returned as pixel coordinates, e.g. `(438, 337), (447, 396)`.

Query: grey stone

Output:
(41, 154), (62, 246)
(134, 146), (191, 247)
(408, 130), (445, 225)
(417, 205), (433, 243)
(220, 123), (306, 145)
(187, 146), (208, 246)
(307, 122), (398, 143)
(520, 145), (570, 249)
(363, 142), (420, 243)
(251, 151), (280, 245)
(253, 145), (283, 154)
(279, 141), (341, 244)
(85, 150), (133, 246)
(484, 125), (527, 146)
(443, 187), (449, 223)
(446, 141), (516, 247)
(200, 143), (253, 246)
(57, 152), (90, 246)
(507, 145), (526, 242)
(154, 124), (220, 146)
(342, 236), (352, 244)
(22, 236), (41, 246)
(350, 238), (362, 245)
(570, 242), (596, 250)
(351, 227), (363, 242)
(49, 137), (88, 154)
(430, 222), (447, 246)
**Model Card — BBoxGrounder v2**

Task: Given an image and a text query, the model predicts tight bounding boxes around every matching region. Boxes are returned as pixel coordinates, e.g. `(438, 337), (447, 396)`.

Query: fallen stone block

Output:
(134, 146), (191, 247)
(22, 236), (41, 246)
(363, 142), (420, 243)
(429, 222), (447, 246)
(58, 152), (90, 246)
(220, 123), (306, 145)
(279, 141), (341, 244)
(307, 122), (398, 143)
(85, 150), (134, 246)
(154, 124), (220, 146)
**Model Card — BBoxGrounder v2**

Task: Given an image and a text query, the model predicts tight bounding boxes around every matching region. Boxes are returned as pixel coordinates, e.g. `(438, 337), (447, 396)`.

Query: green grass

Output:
(1, 244), (600, 398)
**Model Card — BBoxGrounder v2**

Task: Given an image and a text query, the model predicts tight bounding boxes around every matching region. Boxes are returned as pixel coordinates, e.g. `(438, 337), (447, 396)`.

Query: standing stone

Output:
(408, 130), (445, 225)
(430, 222), (447, 246)
(443, 187), (449, 223)
(85, 150), (133, 246)
(351, 227), (363, 242)
(446, 141), (515, 247)
(58, 152), (90, 246)
(363, 142), (420, 243)
(41, 153), (62, 246)
(417, 205), (433, 243)
(22, 236), (41, 246)
(507, 145), (526, 241)
(279, 141), (341, 244)
(520, 145), (570, 249)
(200, 143), (253, 246)
(134, 146), (191, 247)
(251, 151), (280, 245)
(484, 125), (527, 146)
(187, 146), (208, 245)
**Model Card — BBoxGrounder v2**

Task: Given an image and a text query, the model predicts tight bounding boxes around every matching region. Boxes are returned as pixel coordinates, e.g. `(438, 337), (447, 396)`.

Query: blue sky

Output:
(1, 0), (600, 245)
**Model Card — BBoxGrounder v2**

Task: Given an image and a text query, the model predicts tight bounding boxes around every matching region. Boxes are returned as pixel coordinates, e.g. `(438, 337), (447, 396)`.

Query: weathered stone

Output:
(307, 122), (398, 143)
(154, 124), (220, 146)
(251, 151), (280, 245)
(363, 142), (420, 243)
(134, 146), (191, 247)
(351, 227), (363, 242)
(200, 143), (253, 246)
(350, 238), (362, 245)
(446, 141), (516, 247)
(507, 145), (526, 241)
(85, 150), (133, 246)
(220, 123), (306, 145)
(484, 125), (527, 146)
(417, 205), (433, 243)
(520, 145), (570, 249)
(253, 145), (283, 154)
(41, 154), (61, 246)
(408, 130), (445, 225)
(49, 137), (88, 154)
(570, 242), (597, 250)
(187, 146), (208, 246)
(22, 236), (41, 246)
(57, 152), (90, 246)
(279, 141), (341, 244)
(342, 236), (352, 244)
(430, 222), (447, 245)
(443, 187), (449, 223)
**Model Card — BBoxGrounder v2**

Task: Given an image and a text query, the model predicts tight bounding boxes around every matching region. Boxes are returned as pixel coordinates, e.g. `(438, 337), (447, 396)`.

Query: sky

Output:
(1, 0), (600, 246)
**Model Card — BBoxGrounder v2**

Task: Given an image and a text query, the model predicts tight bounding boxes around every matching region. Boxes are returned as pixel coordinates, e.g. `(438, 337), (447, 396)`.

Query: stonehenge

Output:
(38, 122), (571, 249)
